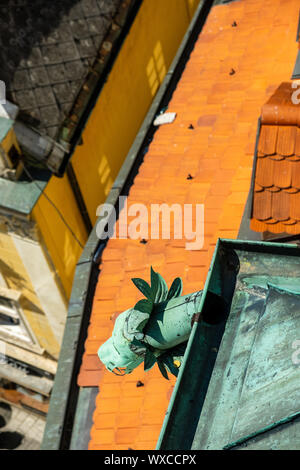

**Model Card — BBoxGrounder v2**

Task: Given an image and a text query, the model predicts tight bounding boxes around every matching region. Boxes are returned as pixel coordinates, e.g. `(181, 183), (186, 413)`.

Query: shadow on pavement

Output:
(0, 431), (24, 449)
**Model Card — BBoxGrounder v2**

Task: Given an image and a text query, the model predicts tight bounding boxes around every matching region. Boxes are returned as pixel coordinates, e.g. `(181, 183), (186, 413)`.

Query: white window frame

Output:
(0, 286), (44, 354)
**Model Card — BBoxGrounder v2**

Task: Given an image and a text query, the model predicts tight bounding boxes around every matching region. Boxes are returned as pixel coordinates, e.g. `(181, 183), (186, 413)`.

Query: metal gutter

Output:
(156, 238), (222, 450)
(69, 387), (99, 450)
(42, 0), (216, 450)
(291, 50), (300, 79)
(238, 191), (262, 241)
(223, 410), (300, 450)
(296, 10), (300, 42)
(248, 118), (261, 222)
(238, 117), (262, 242)
(156, 239), (300, 450)
(290, 11), (299, 79)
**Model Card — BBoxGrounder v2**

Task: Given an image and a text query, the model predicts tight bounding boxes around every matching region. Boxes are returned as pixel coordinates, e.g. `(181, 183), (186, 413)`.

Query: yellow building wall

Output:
(71, 0), (201, 225)
(0, 224), (60, 358)
(32, 173), (88, 299)
(1, 128), (21, 154)
(186, 0), (200, 18)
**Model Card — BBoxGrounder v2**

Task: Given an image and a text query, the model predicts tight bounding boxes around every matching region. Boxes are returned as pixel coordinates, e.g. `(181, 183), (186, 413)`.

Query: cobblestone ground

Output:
(0, 402), (45, 450)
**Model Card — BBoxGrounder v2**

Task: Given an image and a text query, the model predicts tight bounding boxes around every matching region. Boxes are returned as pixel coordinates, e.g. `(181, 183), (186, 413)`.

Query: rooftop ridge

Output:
(261, 81), (300, 126)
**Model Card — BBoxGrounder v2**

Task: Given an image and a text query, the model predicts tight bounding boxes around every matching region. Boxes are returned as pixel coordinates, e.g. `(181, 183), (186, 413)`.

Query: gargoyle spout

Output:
(98, 267), (203, 379)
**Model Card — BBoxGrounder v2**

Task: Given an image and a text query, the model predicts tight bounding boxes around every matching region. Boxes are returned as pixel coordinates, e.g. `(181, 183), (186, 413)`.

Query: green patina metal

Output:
(99, 267), (205, 379)
(223, 410), (300, 450)
(157, 239), (300, 450)
(99, 247), (236, 380)
(0, 171), (49, 215)
(0, 117), (13, 143)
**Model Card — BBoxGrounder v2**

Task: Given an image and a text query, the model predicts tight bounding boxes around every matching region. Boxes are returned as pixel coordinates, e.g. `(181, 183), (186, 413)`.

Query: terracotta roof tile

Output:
(77, 369), (103, 387)
(294, 128), (300, 155)
(254, 182), (264, 192)
(77, 0), (300, 449)
(271, 190), (290, 221)
(290, 192), (300, 220)
(257, 124), (278, 155)
(197, 114), (217, 127)
(268, 185), (281, 192)
(251, 82), (300, 234)
(255, 157), (274, 188)
(292, 161), (300, 189)
(92, 412), (117, 429)
(276, 126), (297, 156)
(272, 159), (292, 189)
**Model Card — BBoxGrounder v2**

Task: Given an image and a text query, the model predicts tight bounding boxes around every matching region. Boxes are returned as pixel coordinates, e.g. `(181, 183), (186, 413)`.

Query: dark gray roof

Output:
(0, 0), (122, 139)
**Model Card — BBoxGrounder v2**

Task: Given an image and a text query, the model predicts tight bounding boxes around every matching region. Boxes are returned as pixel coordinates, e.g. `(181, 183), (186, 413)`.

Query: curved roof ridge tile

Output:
(261, 82), (300, 126)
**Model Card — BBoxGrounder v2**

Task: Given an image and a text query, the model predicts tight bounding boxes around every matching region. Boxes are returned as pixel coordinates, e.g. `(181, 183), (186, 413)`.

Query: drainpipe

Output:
(14, 121), (67, 174)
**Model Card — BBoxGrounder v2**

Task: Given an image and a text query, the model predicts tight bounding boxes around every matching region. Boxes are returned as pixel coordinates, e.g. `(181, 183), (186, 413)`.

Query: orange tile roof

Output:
(251, 82), (300, 234)
(77, 0), (300, 450)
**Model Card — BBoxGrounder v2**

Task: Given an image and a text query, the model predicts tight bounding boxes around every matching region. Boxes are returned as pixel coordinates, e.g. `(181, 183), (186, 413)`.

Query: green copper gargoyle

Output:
(98, 267), (204, 379)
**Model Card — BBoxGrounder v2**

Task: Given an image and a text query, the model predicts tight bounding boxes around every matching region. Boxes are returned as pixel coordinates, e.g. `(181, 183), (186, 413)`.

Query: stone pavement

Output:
(0, 401), (45, 450)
